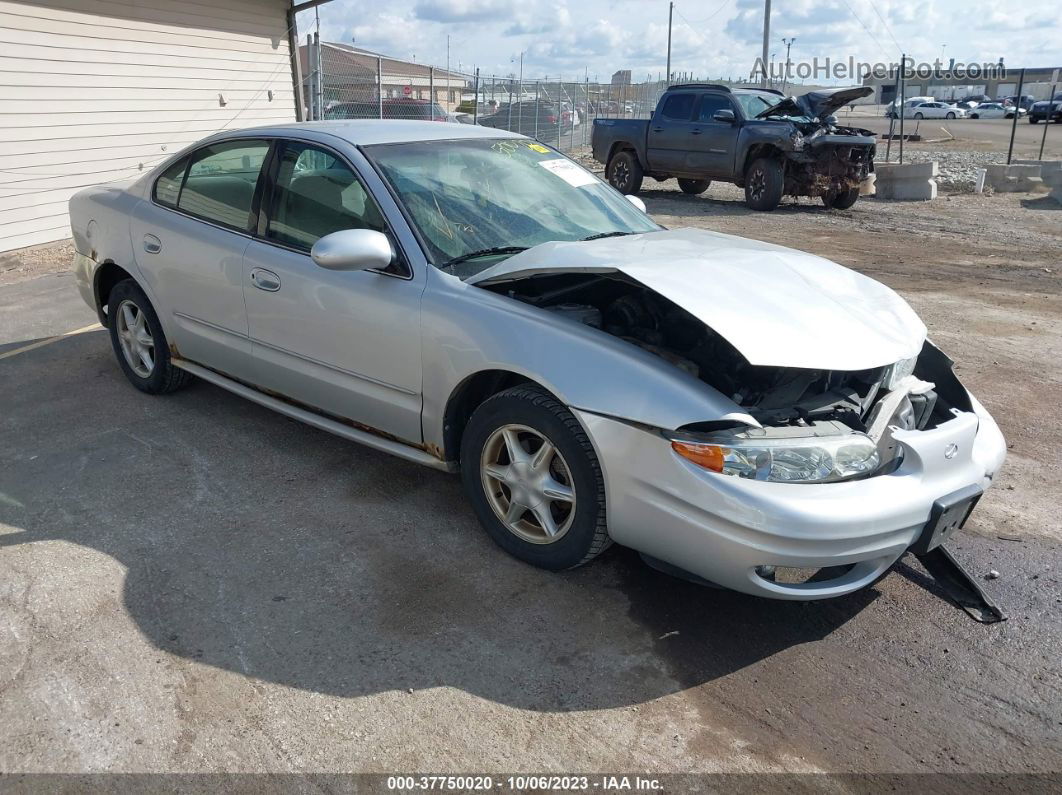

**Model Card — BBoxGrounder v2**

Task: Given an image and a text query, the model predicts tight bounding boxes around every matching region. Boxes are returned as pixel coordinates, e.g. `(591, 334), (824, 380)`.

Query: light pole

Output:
(781, 37), (795, 94)
(665, 2), (674, 85)
(760, 0), (771, 88)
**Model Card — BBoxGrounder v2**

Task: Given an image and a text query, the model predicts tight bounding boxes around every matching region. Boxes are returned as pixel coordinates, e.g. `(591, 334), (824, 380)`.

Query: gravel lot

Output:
(1, 163), (1061, 782)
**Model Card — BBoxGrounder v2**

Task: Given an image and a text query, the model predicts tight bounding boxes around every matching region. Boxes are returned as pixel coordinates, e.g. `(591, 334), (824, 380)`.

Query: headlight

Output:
(790, 130), (805, 150)
(669, 431), (880, 483)
(883, 355), (918, 390)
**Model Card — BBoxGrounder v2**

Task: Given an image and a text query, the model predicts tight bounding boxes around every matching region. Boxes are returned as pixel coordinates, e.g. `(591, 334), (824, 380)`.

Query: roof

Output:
(301, 42), (467, 82)
(215, 119), (525, 146)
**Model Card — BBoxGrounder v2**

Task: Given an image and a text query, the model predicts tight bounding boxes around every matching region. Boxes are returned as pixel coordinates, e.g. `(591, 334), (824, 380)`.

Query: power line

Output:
(863, 0), (904, 54)
(836, 0), (893, 61)
(673, 0), (734, 31)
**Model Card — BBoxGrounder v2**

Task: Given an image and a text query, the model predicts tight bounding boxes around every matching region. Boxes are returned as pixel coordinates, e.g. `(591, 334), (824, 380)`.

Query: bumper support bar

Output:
(915, 545), (1007, 624)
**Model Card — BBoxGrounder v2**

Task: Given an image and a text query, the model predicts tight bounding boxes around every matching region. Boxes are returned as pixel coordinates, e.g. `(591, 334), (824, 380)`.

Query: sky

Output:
(297, 0), (1062, 84)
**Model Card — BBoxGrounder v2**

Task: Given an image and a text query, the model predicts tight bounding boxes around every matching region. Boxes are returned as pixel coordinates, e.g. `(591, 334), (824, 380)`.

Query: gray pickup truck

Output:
(591, 84), (876, 211)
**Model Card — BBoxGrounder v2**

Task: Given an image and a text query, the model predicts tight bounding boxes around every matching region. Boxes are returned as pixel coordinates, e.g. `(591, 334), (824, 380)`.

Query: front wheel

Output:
(1029, 117), (1038, 124)
(460, 385), (610, 571)
(744, 157), (784, 211)
(822, 188), (859, 210)
(970, 114), (979, 119)
(606, 150), (643, 194)
(107, 279), (191, 394)
(677, 178), (711, 195)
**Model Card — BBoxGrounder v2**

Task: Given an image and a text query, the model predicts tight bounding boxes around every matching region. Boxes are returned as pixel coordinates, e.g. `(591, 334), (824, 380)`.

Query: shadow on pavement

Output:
(0, 334), (881, 713)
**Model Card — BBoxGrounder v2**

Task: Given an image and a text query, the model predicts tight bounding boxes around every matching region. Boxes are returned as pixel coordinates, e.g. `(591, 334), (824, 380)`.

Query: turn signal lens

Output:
(671, 440), (725, 472)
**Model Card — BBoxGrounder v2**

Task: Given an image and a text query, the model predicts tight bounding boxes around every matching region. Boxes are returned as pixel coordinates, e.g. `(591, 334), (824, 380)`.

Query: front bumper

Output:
(576, 397), (1006, 600)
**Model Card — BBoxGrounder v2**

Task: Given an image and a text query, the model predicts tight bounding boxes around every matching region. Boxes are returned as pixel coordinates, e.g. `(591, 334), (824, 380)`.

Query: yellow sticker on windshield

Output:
(526, 143), (550, 153)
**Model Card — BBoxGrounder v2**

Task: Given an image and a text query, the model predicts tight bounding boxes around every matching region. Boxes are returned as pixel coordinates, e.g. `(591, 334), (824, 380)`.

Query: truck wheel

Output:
(461, 385), (610, 571)
(606, 150), (643, 194)
(744, 157), (784, 211)
(822, 188), (859, 210)
(678, 178), (710, 195)
(1029, 117), (1038, 124)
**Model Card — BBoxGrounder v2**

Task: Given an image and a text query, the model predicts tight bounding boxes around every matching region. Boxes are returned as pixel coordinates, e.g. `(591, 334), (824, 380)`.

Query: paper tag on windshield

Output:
(538, 158), (597, 187)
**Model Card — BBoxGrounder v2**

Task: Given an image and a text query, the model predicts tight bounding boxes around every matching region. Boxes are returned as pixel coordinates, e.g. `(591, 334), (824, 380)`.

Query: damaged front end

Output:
(760, 86), (877, 197)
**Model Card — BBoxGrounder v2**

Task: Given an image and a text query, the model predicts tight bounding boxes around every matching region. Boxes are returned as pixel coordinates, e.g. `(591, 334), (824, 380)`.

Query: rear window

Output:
(660, 93), (694, 121)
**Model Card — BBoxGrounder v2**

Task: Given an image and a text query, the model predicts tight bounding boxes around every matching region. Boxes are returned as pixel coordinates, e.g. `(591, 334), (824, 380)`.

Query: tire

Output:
(914, 112), (924, 119)
(970, 114), (979, 119)
(460, 385), (610, 571)
(1005, 113), (1013, 119)
(1029, 117), (1038, 124)
(744, 157), (784, 211)
(107, 278), (191, 395)
(677, 178), (711, 195)
(822, 188), (859, 210)
(945, 112), (956, 119)
(606, 149), (643, 194)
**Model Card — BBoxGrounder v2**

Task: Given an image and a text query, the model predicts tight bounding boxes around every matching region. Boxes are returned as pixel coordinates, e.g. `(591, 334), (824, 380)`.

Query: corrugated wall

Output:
(0, 0), (296, 252)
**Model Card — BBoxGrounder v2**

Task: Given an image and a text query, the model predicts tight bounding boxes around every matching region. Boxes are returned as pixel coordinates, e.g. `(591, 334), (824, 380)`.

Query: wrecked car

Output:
(592, 83), (876, 210)
(69, 121), (1005, 602)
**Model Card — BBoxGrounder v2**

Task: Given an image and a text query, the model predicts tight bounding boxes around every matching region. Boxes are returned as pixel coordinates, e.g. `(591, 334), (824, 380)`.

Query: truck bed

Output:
(591, 118), (649, 164)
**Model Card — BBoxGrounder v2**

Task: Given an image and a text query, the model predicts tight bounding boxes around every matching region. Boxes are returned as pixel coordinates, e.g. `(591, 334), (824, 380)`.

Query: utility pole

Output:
(781, 37), (794, 94)
(760, 0), (771, 88)
(665, 2), (673, 85)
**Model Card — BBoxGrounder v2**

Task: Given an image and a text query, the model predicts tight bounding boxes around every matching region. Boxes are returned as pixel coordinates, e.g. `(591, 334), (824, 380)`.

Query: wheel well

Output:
(742, 143), (784, 178)
(93, 262), (134, 327)
(442, 369), (535, 461)
(607, 142), (636, 166)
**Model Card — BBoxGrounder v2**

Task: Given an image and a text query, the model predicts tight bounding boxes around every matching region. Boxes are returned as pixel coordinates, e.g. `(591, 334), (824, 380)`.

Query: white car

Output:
(904, 102), (966, 120)
(969, 103), (1026, 120)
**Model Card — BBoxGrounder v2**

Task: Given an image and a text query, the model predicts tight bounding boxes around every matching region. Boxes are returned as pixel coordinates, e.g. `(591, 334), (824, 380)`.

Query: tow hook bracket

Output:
(914, 545), (1007, 624)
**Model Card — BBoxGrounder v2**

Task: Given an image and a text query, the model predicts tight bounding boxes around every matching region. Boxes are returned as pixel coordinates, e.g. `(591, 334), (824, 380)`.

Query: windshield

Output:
(365, 138), (660, 278)
(736, 91), (784, 117)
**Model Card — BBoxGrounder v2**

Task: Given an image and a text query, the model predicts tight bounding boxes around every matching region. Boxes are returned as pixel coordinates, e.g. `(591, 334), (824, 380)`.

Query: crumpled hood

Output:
(757, 86), (873, 120)
(468, 228), (926, 372)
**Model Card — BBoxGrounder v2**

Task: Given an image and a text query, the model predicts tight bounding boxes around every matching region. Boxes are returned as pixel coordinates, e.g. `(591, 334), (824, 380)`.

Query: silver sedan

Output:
(70, 121), (1006, 599)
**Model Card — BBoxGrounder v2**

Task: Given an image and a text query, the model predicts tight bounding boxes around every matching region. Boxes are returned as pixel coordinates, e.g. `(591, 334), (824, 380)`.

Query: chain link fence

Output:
(299, 36), (670, 155)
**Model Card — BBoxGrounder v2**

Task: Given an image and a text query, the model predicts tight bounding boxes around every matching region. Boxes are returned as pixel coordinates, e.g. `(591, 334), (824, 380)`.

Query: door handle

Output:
(143, 234), (162, 254)
(651, 126), (664, 132)
(250, 268), (281, 292)
(690, 129), (703, 135)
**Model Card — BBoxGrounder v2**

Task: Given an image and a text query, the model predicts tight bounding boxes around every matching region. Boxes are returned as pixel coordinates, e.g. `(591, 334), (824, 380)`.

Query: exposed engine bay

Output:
(486, 272), (972, 460)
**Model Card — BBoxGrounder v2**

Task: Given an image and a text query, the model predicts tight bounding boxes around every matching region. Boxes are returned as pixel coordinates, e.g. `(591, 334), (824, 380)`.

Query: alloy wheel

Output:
(612, 160), (630, 190)
(115, 299), (155, 378)
(749, 168), (766, 201)
(480, 424), (577, 544)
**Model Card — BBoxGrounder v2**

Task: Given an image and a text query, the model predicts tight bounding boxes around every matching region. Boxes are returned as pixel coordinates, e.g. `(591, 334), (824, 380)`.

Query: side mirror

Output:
(625, 194), (647, 213)
(712, 109), (736, 123)
(311, 229), (393, 272)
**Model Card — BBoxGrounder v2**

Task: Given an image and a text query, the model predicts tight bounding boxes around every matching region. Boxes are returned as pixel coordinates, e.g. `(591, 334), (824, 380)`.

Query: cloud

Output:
(413, 0), (516, 23)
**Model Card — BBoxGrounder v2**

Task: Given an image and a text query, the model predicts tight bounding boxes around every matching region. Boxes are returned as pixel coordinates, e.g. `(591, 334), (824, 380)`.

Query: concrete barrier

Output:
(984, 163), (1046, 193)
(1012, 159), (1062, 181)
(858, 173), (876, 196)
(1041, 167), (1062, 205)
(874, 161), (937, 200)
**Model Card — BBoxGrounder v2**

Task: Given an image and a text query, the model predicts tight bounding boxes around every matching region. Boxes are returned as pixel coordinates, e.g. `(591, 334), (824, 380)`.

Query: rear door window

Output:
(153, 157), (188, 208)
(660, 93), (695, 121)
(177, 140), (270, 231)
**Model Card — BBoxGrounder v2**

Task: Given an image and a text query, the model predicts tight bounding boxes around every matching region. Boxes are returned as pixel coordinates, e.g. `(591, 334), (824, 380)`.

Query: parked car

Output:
(905, 101), (966, 119)
(1000, 95), (1036, 111)
(476, 101), (568, 140)
(1029, 97), (1062, 124)
(884, 96), (934, 118)
(968, 103), (1026, 119)
(593, 83), (876, 211)
(325, 98), (448, 122)
(69, 121), (1006, 601)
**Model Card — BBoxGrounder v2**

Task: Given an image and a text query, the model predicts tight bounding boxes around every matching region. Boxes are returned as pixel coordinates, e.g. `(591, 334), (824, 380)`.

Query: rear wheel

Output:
(744, 157), (784, 211)
(945, 112), (956, 119)
(914, 112), (924, 119)
(107, 279), (191, 394)
(460, 385), (610, 571)
(677, 178), (710, 195)
(606, 150), (643, 194)
(1030, 117), (1038, 124)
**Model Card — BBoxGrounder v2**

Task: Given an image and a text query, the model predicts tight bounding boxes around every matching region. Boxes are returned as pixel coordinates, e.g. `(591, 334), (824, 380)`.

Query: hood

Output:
(757, 86), (873, 120)
(468, 228), (926, 372)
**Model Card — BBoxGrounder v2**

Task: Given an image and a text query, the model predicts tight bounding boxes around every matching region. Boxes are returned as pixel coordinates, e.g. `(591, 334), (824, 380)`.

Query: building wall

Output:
(0, 0), (296, 252)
